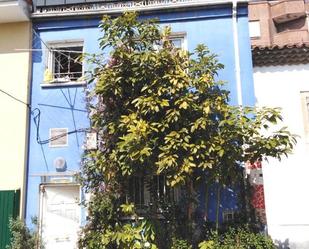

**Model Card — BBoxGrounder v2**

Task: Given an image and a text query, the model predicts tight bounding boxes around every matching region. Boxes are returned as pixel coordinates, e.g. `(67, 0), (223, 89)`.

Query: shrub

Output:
(6, 217), (42, 249)
(199, 227), (276, 249)
(171, 238), (192, 249)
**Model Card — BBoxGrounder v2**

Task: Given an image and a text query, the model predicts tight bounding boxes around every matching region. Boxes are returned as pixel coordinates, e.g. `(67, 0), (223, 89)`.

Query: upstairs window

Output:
(154, 32), (187, 51)
(170, 37), (184, 49)
(169, 32), (187, 50)
(45, 40), (84, 84)
(249, 21), (261, 38)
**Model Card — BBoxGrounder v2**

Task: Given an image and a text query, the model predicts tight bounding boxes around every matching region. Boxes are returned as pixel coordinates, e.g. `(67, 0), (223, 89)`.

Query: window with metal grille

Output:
(127, 175), (180, 210)
(222, 210), (236, 223)
(47, 41), (83, 83)
(53, 46), (83, 81)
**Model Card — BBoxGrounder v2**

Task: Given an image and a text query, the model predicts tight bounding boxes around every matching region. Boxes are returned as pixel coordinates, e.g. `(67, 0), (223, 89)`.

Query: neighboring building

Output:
(249, 0), (309, 248)
(27, 0), (254, 247)
(0, 0), (31, 248)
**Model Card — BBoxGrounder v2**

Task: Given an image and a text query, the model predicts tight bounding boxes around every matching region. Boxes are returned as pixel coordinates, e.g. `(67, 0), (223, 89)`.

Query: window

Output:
(249, 21), (261, 38)
(170, 37), (184, 49)
(222, 210), (236, 223)
(127, 175), (180, 211)
(46, 40), (84, 83)
(169, 32), (187, 50)
(154, 32), (187, 51)
(49, 128), (68, 147)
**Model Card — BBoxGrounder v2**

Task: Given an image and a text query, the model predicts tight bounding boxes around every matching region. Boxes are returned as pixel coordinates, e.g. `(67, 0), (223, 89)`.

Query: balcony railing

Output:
(32, 0), (244, 17)
(35, 0), (110, 7)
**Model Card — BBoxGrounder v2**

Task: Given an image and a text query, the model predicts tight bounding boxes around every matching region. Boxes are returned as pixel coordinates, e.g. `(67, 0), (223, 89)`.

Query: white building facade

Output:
(252, 45), (309, 249)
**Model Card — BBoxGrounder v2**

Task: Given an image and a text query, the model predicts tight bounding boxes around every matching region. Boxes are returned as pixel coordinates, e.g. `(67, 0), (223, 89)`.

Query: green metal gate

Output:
(0, 190), (20, 249)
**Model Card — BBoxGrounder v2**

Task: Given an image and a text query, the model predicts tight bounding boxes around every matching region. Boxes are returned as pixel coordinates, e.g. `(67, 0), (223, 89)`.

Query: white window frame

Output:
(249, 20), (261, 38)
(45, 39), (85, 85)
(169, 32), (187, 50)
(153, 32), (187, 51)
(222, 210), (236, 223)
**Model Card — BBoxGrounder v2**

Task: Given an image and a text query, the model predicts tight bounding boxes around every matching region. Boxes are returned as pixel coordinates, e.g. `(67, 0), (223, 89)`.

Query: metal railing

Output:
(34, 0), (112, 7)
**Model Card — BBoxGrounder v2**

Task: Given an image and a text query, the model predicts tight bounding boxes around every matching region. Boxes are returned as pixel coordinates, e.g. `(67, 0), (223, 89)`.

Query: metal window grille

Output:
(52, 46), (83, 82)
(127, 175), (179, 210)
(222, 210), (235, 223)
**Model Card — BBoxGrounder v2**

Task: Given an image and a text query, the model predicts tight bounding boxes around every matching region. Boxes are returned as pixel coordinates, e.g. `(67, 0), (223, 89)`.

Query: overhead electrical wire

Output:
(32, 29), (83, 67)
(0, 89), (31, 108)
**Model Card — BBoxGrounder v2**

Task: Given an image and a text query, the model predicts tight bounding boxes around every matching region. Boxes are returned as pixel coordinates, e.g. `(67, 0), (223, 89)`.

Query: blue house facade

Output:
(26, 0), (254, 247)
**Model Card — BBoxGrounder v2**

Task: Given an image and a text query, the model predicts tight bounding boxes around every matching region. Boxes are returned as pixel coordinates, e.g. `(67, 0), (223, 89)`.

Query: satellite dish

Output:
(53, 157), (67, 172)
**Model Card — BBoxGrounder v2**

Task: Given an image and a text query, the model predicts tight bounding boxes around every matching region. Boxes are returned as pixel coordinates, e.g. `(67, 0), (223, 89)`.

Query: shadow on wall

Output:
(275, 239), (290, 249)
(0, 22), (31, 54)
(275, 237), (309, 249)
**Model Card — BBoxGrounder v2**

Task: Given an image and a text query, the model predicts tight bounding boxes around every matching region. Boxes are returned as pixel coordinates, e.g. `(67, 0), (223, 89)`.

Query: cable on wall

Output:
(0, 88), (88, 145)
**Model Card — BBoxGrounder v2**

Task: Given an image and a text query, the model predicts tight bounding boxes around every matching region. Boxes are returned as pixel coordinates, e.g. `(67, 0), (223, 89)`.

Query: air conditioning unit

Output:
(53, 157), (67, 172)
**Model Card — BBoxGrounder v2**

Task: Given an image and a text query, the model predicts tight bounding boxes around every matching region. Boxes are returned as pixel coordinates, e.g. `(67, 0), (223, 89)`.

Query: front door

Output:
(40, 185), (80, 249)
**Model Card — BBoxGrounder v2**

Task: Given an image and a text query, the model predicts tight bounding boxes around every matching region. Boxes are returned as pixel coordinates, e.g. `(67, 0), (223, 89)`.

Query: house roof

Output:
(251, 42), (309, 67)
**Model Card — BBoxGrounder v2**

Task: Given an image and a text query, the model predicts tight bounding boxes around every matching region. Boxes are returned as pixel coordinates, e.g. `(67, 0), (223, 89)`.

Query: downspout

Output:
(232, 0), (253, 225)
(232, 0), (243, 106)
(21, 21), (33, 220)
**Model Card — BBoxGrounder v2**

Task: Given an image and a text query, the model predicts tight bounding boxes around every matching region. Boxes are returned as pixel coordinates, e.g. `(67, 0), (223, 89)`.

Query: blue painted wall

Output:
(26, 6), (255, 226)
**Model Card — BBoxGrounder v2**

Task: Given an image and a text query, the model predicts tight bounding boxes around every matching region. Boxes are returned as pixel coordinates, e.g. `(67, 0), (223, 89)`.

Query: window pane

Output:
(53, 46), (83, 81)
(170, 38), (182, 48)
(249, 21), (261, 38)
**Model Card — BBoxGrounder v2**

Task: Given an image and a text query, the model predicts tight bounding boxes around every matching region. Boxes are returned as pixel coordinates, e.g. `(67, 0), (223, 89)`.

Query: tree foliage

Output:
(198, 227), (276, 249)
(79, 12), (296, 248)
(6, 218), (42, 249)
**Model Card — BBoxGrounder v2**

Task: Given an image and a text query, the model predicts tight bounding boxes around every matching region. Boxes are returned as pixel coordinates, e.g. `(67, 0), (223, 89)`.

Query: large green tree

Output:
(79, 12), (296, 249)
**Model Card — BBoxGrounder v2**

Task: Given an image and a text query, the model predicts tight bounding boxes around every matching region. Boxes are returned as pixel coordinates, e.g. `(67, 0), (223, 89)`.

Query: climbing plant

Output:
(79, 12), (296, 248)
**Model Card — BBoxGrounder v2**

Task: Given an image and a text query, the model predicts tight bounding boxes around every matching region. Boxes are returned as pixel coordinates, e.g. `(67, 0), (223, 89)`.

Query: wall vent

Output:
(49, 128), (68, 147)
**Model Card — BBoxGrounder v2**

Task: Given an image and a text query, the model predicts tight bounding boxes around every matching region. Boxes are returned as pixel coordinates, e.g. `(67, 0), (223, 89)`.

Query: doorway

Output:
(39, 184), (80, 249)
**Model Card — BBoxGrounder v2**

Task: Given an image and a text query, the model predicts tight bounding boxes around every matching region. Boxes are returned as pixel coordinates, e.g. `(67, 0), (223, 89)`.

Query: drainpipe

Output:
(233, 0), (252, 224)
(232, 0), (243, 106)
